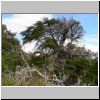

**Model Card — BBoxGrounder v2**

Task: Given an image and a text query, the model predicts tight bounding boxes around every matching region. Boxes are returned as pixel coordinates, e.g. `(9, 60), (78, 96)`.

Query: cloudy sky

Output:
(2, 14), (98, 53)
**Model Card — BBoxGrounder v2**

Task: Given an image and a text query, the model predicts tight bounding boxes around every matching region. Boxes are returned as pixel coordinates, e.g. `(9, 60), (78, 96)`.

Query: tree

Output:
(21, 17), (85, 60)
(2, 24), (24, 72)
(22, 18), (83, 45)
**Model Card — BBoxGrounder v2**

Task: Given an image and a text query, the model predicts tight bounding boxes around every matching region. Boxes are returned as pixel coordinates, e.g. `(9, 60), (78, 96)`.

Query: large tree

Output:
(21, 18), (84, 55)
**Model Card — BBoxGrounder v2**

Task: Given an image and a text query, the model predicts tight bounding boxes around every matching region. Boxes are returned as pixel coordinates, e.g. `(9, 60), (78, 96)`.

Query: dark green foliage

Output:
(21, 21), (44, 43)
(43, 18), (59, 26)
(65, 57), (98, 85)
(44, 39), (58, 49)
(63, 75), (78, 86)
(2, 40), (12, 50)
(81, 58), (98, 85)
(30, 54), (49, 68)
(2, 52), (16, 72)
(66, 42), (77, 50)
(2, 24), (24, 73)
(30, 55), (45, 67)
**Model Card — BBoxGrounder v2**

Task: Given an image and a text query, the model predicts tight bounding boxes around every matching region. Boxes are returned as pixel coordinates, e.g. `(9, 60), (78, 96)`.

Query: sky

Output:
(2, 14), (98, 53)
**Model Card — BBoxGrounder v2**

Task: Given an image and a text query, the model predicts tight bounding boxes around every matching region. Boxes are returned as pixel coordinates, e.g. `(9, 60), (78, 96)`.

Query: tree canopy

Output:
(21, 18), (84, 50)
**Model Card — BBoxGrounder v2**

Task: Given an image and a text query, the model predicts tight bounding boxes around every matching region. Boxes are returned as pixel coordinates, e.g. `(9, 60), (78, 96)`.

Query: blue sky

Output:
(2, 14), (98, 52)
(53, 14), (98, 46)
(54, 14), (98, 36)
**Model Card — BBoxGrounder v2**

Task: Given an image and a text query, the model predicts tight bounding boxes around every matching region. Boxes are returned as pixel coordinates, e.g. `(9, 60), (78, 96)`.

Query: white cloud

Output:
(85, 43), (98, 52)
(83, 35), (98, 52)
(77, 36), (98, 52)
(2, 14), (53, 33)
(84, 37), (98, 43)
(75, 42), (98, 52)
(64, 35), (98, 52)
(22, 40), (37, 53)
